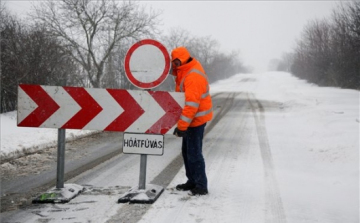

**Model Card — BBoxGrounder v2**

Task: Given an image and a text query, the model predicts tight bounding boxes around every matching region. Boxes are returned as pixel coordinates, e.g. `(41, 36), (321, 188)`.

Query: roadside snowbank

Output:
(1, 112), (98, 162)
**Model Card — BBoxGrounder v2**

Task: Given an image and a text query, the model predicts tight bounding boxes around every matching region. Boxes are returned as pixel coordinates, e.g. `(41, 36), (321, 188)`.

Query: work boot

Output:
(189, 187), (208, 196)
(175, 182), (195, 191)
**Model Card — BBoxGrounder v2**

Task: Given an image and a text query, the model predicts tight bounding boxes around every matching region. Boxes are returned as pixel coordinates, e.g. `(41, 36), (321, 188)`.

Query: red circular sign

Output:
(124, 39), (170, 89)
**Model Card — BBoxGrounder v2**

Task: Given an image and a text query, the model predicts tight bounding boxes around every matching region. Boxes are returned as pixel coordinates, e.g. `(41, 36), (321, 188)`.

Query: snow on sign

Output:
(123, 133), (164, 155)
(124, 39), (170, 89)
(17, 84), (184, 134)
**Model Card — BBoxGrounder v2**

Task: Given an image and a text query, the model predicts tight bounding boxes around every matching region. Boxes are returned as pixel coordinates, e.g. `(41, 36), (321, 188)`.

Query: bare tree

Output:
(291, 19), (333, 85)
(277, 52), (294, 72)
(161, 27), (247, 84)
(331, 1), (360, 89)
(32, 0), (160, 88)
(0, 1), (6, 16)
(208, 50), (246, 82)
(187, 36), (220, 73)
(161, 27), (193, 51)
(104, 39), (133, 89)
(291, 1), (359, 89)
(1, 5), (79, 113)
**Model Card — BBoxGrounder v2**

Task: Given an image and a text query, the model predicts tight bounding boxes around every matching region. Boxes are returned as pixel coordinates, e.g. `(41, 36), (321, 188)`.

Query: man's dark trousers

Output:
(181, 123), (207, 190)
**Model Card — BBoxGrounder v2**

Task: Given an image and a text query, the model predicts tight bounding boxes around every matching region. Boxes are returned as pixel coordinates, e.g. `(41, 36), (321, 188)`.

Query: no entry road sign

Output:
(124, 39), (170, 89)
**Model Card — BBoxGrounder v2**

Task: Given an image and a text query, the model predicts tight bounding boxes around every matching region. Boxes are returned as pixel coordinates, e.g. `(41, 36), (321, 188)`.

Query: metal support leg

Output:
(56, 128), (66, 189)
(139, 154), (147, 190)
(32, 128), (84, 203)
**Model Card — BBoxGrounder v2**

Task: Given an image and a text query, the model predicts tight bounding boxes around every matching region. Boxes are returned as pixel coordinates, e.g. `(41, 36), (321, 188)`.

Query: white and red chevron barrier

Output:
(17, 85), (185, 134)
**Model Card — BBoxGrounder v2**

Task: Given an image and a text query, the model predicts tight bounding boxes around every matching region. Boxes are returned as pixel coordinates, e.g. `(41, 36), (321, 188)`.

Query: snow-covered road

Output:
(139, 91), (287, 223)
(1, 72), (359, 223)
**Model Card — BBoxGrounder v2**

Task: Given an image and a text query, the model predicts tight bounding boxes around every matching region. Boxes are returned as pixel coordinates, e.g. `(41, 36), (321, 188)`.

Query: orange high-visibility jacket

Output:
(172, 48), (213, 131)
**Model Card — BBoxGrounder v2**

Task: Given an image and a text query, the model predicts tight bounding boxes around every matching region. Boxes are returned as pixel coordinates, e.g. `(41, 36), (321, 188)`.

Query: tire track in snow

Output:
(204, 92), (237, 135)
(247, 93), (287, 223)
(198, 92), (254, 222)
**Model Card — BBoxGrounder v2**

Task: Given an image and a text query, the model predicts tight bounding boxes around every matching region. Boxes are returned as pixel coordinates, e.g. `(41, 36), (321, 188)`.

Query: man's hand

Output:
(173, 127), (186, 137)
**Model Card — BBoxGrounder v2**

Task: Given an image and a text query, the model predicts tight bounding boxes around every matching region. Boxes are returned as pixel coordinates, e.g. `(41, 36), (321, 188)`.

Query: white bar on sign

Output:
(123, 133), (164, 156)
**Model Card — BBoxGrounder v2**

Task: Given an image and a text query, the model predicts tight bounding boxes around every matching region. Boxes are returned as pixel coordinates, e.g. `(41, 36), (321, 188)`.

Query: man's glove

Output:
(173, 127), (186, 137)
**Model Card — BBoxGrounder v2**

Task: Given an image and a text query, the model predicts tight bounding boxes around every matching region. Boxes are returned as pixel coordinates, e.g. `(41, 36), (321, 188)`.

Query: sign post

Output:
(33, 128), (84, 204)
(118, 39), (171, 204)
(56, 128), (65, 189)
(139, 155), (147, 190)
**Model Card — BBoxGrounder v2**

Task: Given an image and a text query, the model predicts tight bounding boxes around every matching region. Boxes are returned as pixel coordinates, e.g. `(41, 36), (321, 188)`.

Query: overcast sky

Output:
(5, 1), (338, 73)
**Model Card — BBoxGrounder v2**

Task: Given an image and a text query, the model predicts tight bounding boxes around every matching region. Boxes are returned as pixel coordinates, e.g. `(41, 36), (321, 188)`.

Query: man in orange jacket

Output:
(171, 46), (213, 196)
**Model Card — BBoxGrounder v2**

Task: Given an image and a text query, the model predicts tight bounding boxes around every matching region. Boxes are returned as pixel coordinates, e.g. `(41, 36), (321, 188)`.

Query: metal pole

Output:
(56, 128), (66, 189)
(138, 89), (149, 190)
(138, 154), (147, 190)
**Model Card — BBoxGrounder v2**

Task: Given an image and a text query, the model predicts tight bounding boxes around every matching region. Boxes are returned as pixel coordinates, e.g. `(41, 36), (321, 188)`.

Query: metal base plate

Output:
(118, 184), (164, 204)
(32, 184), (84, 204)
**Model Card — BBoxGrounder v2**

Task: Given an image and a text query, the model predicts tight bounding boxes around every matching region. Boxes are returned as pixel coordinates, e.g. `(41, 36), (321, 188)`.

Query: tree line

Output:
(1, 0), (247, 113)
(277, 1), (359, 90)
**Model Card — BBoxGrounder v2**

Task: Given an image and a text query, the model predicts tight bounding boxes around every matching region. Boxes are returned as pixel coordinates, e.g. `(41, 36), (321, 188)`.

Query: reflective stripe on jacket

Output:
(174, 58), (213, 131)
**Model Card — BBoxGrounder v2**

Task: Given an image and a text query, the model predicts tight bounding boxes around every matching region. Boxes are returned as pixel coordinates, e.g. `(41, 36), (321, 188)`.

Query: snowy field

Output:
(1, 113), (98, 161)
(1, 72), (359, 222)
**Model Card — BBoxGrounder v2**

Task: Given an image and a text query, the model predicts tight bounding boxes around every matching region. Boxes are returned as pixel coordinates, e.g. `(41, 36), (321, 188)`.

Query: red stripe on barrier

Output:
(105, 89), (145, 131)
(146, 91), (182, 134)
(61, 87), (102, 129)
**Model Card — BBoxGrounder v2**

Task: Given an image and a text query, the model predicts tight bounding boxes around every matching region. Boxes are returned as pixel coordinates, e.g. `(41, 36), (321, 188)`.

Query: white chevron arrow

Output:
(40, 86), (80, 128)
(126, 90), (165, 132)
(17, 87), (38, 124)
(84, 88), (124, 130)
